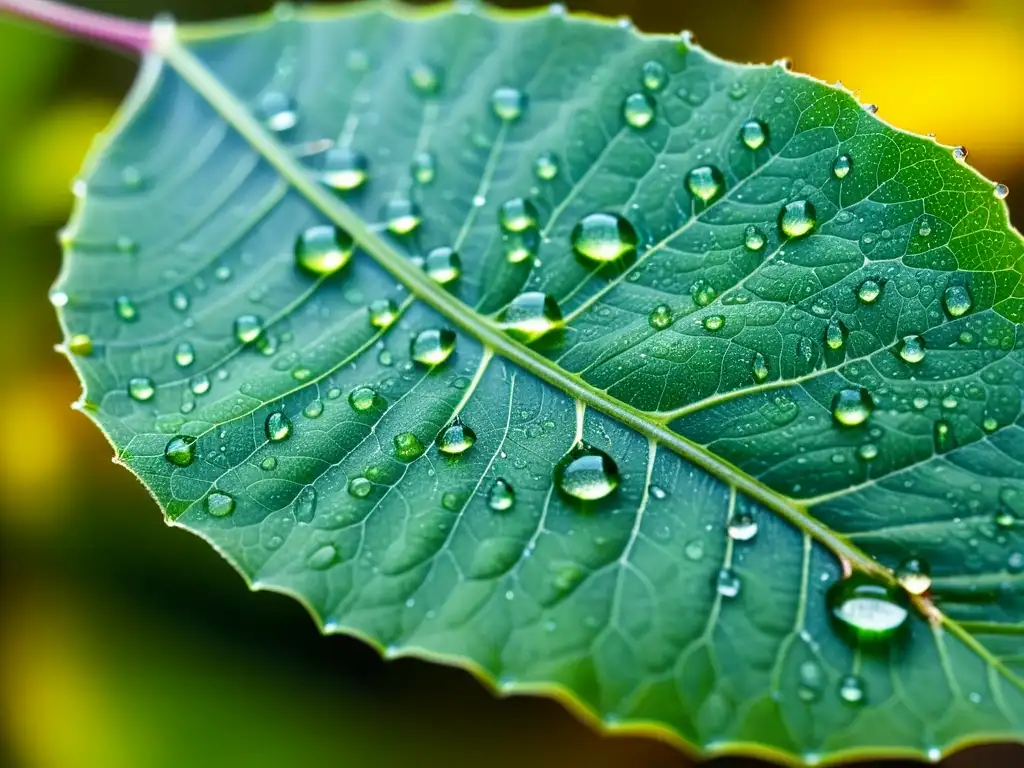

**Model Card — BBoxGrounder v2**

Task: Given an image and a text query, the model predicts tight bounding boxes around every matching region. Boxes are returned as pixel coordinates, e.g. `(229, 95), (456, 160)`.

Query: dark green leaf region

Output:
(53, 3), (1023, 764)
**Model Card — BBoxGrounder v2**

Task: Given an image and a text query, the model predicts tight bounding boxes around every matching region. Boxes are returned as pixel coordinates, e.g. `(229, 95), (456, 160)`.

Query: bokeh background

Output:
(1, 1), (1022, 766)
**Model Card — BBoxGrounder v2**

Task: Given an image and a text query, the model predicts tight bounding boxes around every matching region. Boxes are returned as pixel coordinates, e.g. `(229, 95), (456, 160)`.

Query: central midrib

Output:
(152, 21), (1022, 692)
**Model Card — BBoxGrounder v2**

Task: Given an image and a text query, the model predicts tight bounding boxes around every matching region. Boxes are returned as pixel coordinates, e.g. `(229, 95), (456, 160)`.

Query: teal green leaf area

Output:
(54, 3), (1023, 764)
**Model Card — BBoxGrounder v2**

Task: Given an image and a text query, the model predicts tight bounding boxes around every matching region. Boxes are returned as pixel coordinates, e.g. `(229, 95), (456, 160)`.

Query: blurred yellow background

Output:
(0, 1), (1022, 766)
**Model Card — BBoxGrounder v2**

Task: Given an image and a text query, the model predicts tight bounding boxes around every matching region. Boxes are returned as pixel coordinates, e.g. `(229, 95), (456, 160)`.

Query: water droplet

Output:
(385, 198), (421, 235)
(348, 476), (372, 498)
(174, 341), (195, 368)
(858, 443), (879, 461)
(491, 86), (526, 121)
(115, 295), (137, 322)
(67, 333), (93, 356)
(394, 432), (425, 461)
(779, 200), (816, 238)
(686, 165), (725, 203)
(503, 228), (540, 263)
(716, 568), (740, 598)
(832, 154), (852, 180)
(408, 62), (441, 94)
(441, 490), (463, 511)
(703, 314), (725, 332)
(570, 212), (638, 263)
(50, 290), (69, 308)
(744, 225), (766, 251)
(993, 183), (1009, 200)
(648, 304), (673, 330)
(751, 352), (769, 382)
(856, 279), (882, 304)
(684, 540), (705, 561)
(320, 147), (368, 191)
(292, 486), (317, 523)
(303, 399), (324, 419)
(896, 558), (931, 595)
(995, 509), (1016, 529)
(499, 198), (540, 232)
(623, 92), (655, 128)
(410, 328), (456, 366)
(261, 456), (277, 471)
(691, 279), (717, 306)
(265, 411), (292, 442)
(170, 290), (189, 312)
(838, 674), (866, 705)
(437, 417), (476, 455)
(206, 491), (235, 517)
(933, 419), (955, 452)
(348, 385), (380, 411)
(368, 298), (399, 329)
(164, 435), (196, 467)
(534, 151), (559, 181)
(554, 444), (620, 502)
(424, 246), (461, 284)
(727, 512), (758, 541)
(898, 335), (925, 364)
(295, 224), (353, 276)
(498, 292), (562, 341)
(825, 318), (846, 350)
(983, 416), (999, 433)
(832, 388), (874, 427)
(487, 478), (515, 511)
(127, 376), (155, 402)
(189, 374), (210, 395)
(411, 151), (436, 184)
(234, 315), (264, 345)
(798, 661), (822, 702)
(307, 544), (337, 570)
(740, 119), (768, 149)
(827, 573), (909, 646)
(258, 91), (298, 131)
(942, 284), (972, 318)
(641, 60), (667, 92)
(952, 146), (968, 162)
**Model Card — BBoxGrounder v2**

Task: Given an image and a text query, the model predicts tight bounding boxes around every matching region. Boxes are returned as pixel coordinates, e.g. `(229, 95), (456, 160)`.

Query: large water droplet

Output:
(348, 385), (380, 412)
(295, 224), (353, 276)
(487, 478), (515, 511)
(994, 183), (1009, 200)
(128, 376), (155, 402)
(265, 411), (292, 442)
(499, 292), (562, 341)
(779, 200), (816, 238)
(437, 417), (476, 455)
(385, 198), (421, 235)
(648, 304), (673, 330)
(623, 92), (655, 128)
(410, 328), (456, 366)
(258, 91), (298, 131)
(424, 246), (462, 284)
(686, 165), (725, 203)
(832, 388), (873, 427)
(740, 119), (768, 149)
(294, 486), (317, 522)
(534, 151), (559, 181)
(499, 198), (540, 232)
(189, 374), (210, 395)
(727, 512), (758, 541)
(716, 568), (740, 598)
(744, 225), (766, 252)
(952, 145), (968, 162)
(942, 284), (972, 318)
(554, 444), (620, 502)
(115, 295), (137, 322)
(641, 60), (667, 92)
(234, 315), (264, 345)
(491, 86), (526, 121)
(827, 573), (909, 646)
(832, 154), (852, 180)
(856, 279), (882, 304)
(838, 673), (866, 705)
(570, 212), (638, 263)
(206, 491), (235, 518)
(394, 432), (425, 461)
(320, 147), (369, 192)
(368, 298), (399, 329)
(896, 558), (931, 595)
(898, 335), (926, 364)
(307, 544), (337, 570)
(164, 435), (196, 467)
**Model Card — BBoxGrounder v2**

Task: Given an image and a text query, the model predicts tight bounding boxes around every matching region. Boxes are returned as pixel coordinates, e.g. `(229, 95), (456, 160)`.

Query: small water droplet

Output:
(622, 92), (655, 128)
(265, 411), (292, 442)
(898, 335), (925, 364)
(410, 328), (456, 366)
(744, 224), (766, 252)
(424, 246), (462, 284)
(499, 198), (540, 232)
(952, 146), (968, 162)
(348, 476), (372, 498)
(207, 491), (235, 517)
(686, 165), (725, 203)
(499, 292), (562, 341)
(174, 341), (195, 368)
(982, 416), (999, 433)
(307, 544), (337, 570)
(487, 478), (515, 511)
(295, 224), (353, 275)
(348, 385), (380, 412)
(825, 318), (847, 350)
(684, 539), (705, 561)
(831, 155), (852, 180)
(408, 62), (441, 94)
(368, 298), (399, 329)
(648, 304), (673, 330)
(827, 573), (909, 645)
(258, 91), (298, 131)
(411, 151), (436, 184)
(993, 183), (1009, 200)
(779, 200), (816, 238)
(491, 86), (526, 121)
(740, 119), (768, 150)
(115, 295), (137, 322)
(727, 512), (758, 541)
(303, 399), (324, 419)
(234, 315), (264, 345)
(933, 419), (955, 452)
(832, 388), (874, 427)
(751, 352), (769, 382)
(67, 333), (93, 356)
(170, 290), (189, 312)
(503, 227), (540, 264)
(856, 279), (882, 304)
(533, 151), (559, 181)
(716, 568), (741, 598)
(385, 198), (421, 235)
(838, 673), (866, 705)
(127, 376), (155, 402)
(164, 435), (196, 467)
(320, 147), (369, 192)
(798, 660), (822, 702)
(554, 443), (620, 502)
(641, 60), (667, 92)
(570, 212), (638, 263)
(189, 374), (210, 395)
(942, 284), (972, 318)
(394, 432), (425, 461)
(858, 443), (879, 461)
(896, 558), (931, 595)
(437, 416), (476, 455)
(703, 314), (725, 332)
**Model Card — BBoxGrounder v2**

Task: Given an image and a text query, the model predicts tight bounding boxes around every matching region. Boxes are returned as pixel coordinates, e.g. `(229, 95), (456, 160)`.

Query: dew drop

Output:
(410, 328), (456, 366)
(952, 146), (968, 162)
(303, 399), (324, 419)
(368, 298), (399, 329)
(424, 246), (462, 284)
(686, 165), (725, 203)
(838, 674), (866, 705)
(437, 417), (476, 455)
(622, 92), (655, 129)
(258, 91), (298, 132)
(499, 197), (540, 232)
(115, 295), (137, 322)
(856, 279), (882, 304)
(261, 456), (277, 471)
(487, 478), (515, 511)
(797, 661), (822, 702)
(826, 573), (909, 646)
(691, 279), (716, 306)
(831, 154), (852, 180)
(385, 198), (421, 235)
(896, 558), (932, 595)
(641, 60), (667, 92)
(189, 374), (210, 395)
(703, 314), (725, 332)
(408, 62), (441, 94)
(411, 151), (436, 184)
(206, 491), (235, 518)
(295, 224), (353, 276)
(993, 183), (1009, 200)
(740, 119), (768, 150)
(170, 290), (189, 312)
(727, 512), (758, 541)
(533, 151), (559, 181)
(716, 568), (740, 598)
(942, 284), (972, 318)
(648, 304), (673, 330)
(233, 315), (264, 345)
(307, 544), (337, 570)
(394, 432), (425, 461)
(751, 352), (769, 382)
(491, 86), (526, 121)
(164, 435), (196, 467)
(265, 411), (292, 442)
(684, 540), (705, 561)
(934, 419), (955, 452)
(67, 333), (93, 356)
(293, 486), (317, 523)
(348, 476), (372, 498)
(127, 376), (155, 402)
(832, 388), (873, 427)
(570, 212), (638, 263)
(320, 147), (369, 192)
(857, 443), (879, 462)
(554, 444), (620, 502)
(348, 385), (380, 412)
(982, 417), (999, 433)
(779, 200), (816, 238)
(825, 318), (846, 350)
(503, 227), (540, 264)
(744, 224), (766, 252)
(174, 341), (195, 368)
(898, 335), (926, 364)
(498, 292), (562, 341)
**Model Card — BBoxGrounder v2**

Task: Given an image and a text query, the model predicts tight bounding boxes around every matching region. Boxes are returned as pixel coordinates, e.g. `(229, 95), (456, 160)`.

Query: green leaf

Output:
(54, 3), (1023, 763)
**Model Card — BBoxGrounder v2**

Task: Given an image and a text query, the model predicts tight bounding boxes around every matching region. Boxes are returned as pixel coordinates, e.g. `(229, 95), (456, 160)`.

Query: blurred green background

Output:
(1, 1), (1022, 766)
